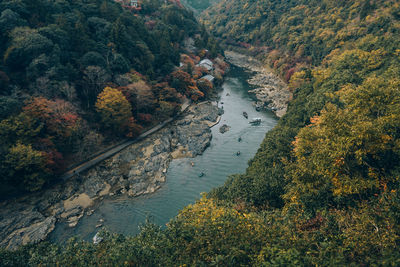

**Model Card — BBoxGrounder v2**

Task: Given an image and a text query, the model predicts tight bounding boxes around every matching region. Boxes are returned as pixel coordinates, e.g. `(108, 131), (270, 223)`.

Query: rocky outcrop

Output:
(225, 51), (291, 117)
(219, 124), (231, 133)
(0, 101), (220, 250)
(1, 217), (56, 250)
(0, 203), (56, 250)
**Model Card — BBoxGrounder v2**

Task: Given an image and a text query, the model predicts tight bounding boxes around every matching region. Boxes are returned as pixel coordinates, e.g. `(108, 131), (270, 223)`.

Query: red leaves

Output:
(43, 149), (65, 174)
(125, 117), (143, 138)
(171, 70), (199, 98)
(23, 97), (53, 122)
(118, 86), (136, 103)
(299, 214), (325, 231)
(24, 97), (81, 139)
(285, 67), (296, 83)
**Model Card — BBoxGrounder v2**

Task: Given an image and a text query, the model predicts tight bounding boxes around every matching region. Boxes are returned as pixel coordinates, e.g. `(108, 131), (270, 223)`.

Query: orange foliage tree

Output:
(95, 87), (133, 134)
(171, 70), (203, 101)
(23, 97), (81, 146)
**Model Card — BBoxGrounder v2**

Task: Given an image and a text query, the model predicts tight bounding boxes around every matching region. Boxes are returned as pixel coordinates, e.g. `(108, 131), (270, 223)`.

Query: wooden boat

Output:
(249, 118), (261, 125)
(243, 111), (248, 119)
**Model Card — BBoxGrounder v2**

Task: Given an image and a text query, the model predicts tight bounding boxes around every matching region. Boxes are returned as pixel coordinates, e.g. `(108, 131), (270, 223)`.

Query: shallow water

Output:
(50, 66), (277, 242)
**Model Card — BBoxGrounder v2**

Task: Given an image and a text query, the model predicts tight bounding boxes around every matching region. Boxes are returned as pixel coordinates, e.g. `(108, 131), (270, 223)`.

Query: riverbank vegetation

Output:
(0, 0), (223, 194)
(2, 0), (400, 266)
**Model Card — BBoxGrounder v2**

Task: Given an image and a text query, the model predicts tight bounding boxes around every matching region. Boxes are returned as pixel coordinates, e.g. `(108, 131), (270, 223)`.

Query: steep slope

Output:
(0, 0), (221, 194)
(202, 0), (400, 78)
(2, 0), (400, 266)
(205, 0), (400, 209)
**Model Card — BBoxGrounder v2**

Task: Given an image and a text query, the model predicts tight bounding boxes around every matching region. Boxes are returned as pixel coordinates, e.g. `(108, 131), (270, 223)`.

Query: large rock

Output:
(0, 102), (220, 250)
(1, 216), (56, 250)
(219, 124), (231, 134)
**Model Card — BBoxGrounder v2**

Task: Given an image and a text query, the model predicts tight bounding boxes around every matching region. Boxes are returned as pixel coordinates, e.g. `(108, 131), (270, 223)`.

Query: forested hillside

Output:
(0, 0), (221, 194)
(2, 0), (400, 266)
(183, 0), (219, 12)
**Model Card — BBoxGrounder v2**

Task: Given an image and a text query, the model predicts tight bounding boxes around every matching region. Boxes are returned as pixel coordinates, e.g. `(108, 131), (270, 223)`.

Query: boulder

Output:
(2, 216), (56, 250)
(219, 124), (231, 134)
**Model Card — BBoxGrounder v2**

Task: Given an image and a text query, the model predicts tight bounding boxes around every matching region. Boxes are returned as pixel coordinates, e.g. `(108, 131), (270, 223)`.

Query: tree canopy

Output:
(0, 0), (221, 194)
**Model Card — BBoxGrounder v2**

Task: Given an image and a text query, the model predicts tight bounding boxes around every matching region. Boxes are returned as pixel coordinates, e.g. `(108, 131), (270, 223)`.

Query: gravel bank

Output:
(225, 51), (291, 117)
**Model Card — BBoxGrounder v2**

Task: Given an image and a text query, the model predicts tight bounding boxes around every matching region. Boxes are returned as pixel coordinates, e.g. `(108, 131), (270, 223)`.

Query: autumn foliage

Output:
(0, 97), (84, 191)
(95, 87), (133, 134)
(171, 70), (205, 102)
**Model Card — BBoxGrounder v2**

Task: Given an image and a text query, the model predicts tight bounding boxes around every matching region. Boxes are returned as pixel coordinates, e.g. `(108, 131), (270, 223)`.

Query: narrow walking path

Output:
(60, 99), (191, 181)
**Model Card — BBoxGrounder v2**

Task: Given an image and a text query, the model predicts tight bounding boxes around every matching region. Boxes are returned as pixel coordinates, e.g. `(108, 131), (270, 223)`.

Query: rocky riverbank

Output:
(224, 51), (291, 117)
(0, 101), (221, 250)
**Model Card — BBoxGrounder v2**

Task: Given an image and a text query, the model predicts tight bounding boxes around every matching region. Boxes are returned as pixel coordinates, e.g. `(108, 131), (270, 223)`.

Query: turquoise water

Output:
(50, 67), (277, 242)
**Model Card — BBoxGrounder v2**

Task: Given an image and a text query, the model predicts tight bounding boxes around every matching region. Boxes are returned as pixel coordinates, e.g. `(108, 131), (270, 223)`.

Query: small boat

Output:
(238, 137), (242, 142)
(249, 118), (261, 125)
(199, 172), (205, 177)
(243, 112), (248, 119)
(236, 151), (241, 156)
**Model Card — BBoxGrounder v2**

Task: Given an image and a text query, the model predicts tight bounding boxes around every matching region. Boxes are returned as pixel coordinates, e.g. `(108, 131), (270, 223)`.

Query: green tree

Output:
(4, 27), (53, 70)
(4, 143), (50, 192)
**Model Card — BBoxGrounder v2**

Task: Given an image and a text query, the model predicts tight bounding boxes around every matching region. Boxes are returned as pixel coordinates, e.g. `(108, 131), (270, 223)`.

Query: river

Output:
(50, 66), (277, 242)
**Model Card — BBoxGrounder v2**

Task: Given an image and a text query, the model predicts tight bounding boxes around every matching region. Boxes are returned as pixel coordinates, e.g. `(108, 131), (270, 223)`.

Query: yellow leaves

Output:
(289, 194), (298, 204)
(332, 173), (381, 196)
(381, 134), (392, 143)
(287, 74), (400, 202)
(175, 195), (264, 237)
(332, 49), (385, 74)
(333, 157), (345, 167)
(95, 87), (132, 131)
(312, 68), (330, 86)
(291, 136), (299, 153)
(318, 29), (334, 40)
(367, 49), (386, 70)
(288, 70), (307, 91)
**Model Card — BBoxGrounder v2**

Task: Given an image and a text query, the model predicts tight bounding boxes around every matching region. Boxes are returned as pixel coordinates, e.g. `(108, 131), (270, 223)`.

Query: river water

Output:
(50, 66), (277, 242)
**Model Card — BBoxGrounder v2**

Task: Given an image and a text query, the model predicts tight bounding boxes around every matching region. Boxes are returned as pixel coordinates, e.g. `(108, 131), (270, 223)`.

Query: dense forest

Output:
(2, 0), (400, 266)
(0, 0), (222, 195)
(182, 0), (219, 12)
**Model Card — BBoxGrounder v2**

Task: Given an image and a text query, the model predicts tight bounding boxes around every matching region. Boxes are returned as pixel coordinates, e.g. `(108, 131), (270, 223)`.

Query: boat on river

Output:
(243, 111), (248, 119)
(50, 65), (278, 243)
(249, 118), (261, 125)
